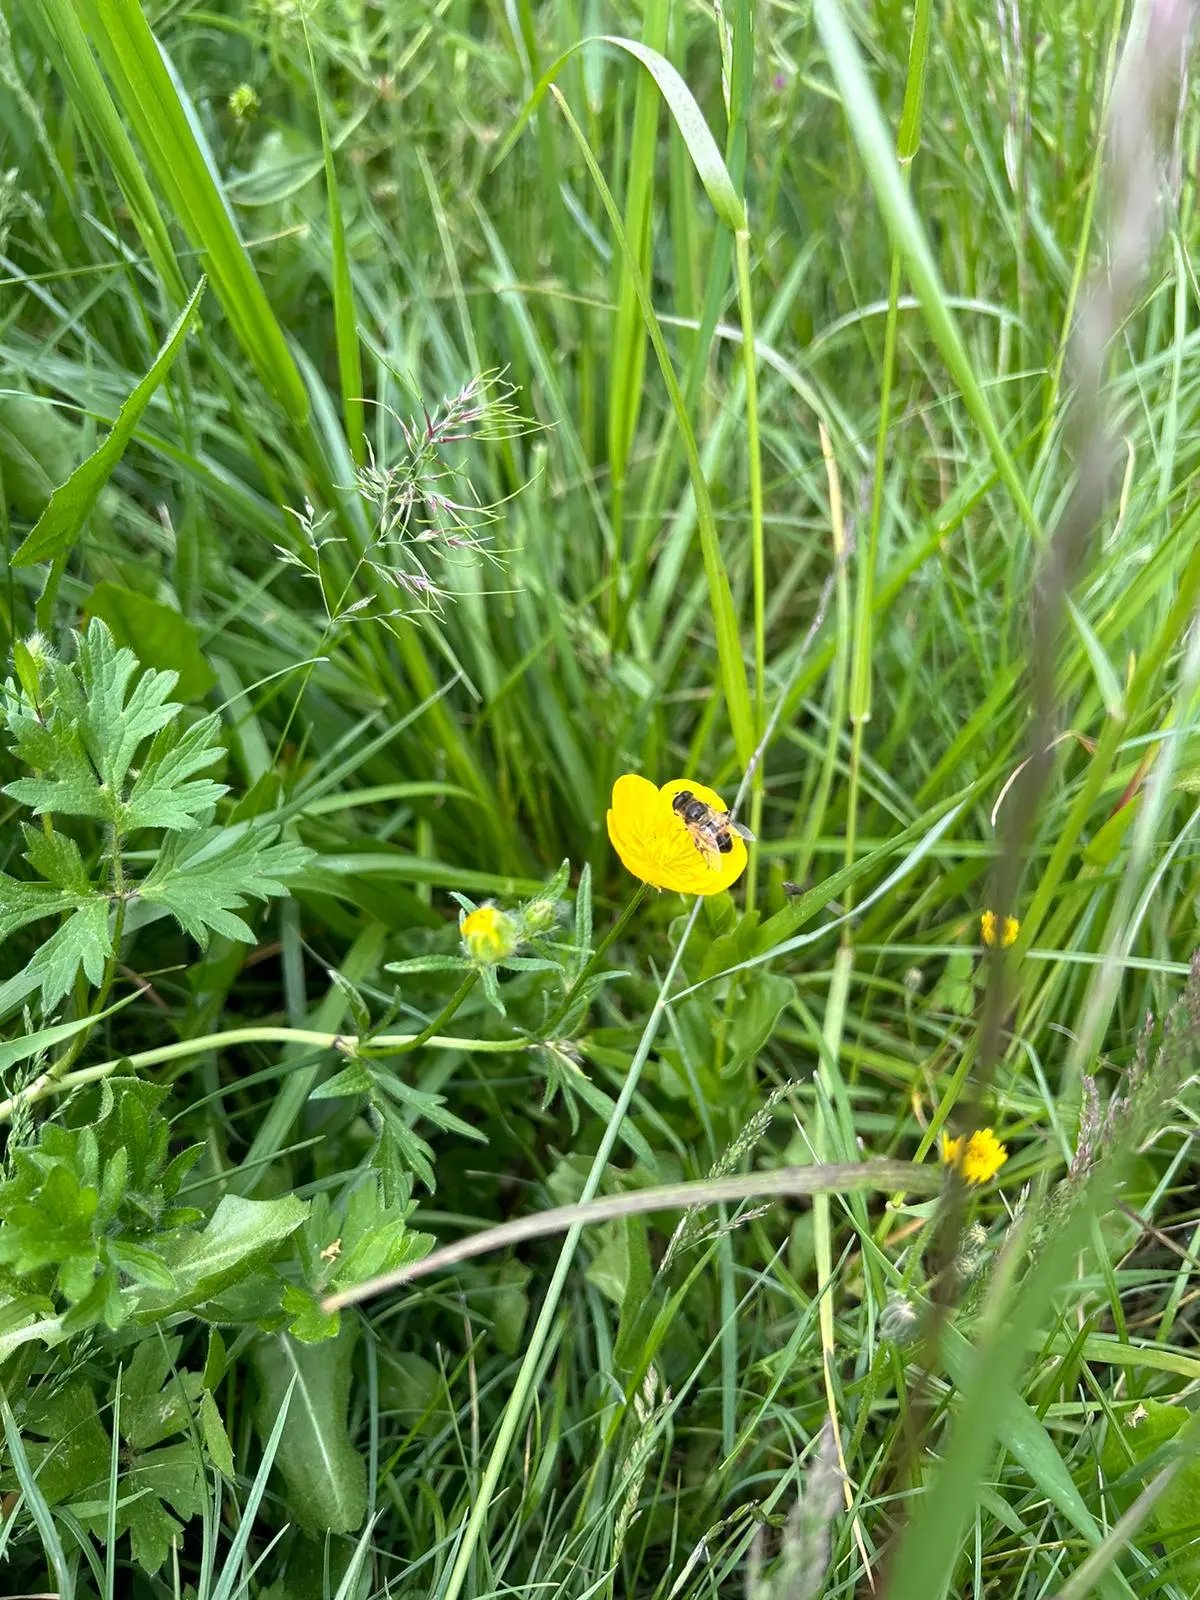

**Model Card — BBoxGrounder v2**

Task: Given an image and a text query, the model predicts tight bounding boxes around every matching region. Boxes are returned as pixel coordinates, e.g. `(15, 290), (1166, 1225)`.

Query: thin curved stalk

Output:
(0, 1024), (527, 1124)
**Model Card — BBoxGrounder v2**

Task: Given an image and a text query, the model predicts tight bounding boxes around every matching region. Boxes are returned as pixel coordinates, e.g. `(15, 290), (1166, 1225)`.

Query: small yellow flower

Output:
(606, 774), (748, 896)
(981, 910), (1019, 948)
(940, 1127), (1008, 1185)
(460, 903), (519, 962)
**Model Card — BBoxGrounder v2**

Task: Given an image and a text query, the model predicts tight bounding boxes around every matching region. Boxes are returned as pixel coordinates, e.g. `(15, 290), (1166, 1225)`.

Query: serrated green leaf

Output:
(119, 1337), (202, 1450)
(3, 752), (109, 823)
(323, 1177), (433, 1296)
(309, 1060), (373, 1100)
(4, 619), (183, 821)
(121, 714), (227, 831)
(29, 897), (113, 1006)
(21, 823), (91, 893)
(137, 823), (313, 947)
(101, 1442), (204, 1572)
(72, 619), (181, 793)
(0, 871), (76, 938)
(15, 1378), (110, 1507)
(0, 1159), (99, 1280)
(13, 280), (205, 566)
(252, 1326), (366, 1534)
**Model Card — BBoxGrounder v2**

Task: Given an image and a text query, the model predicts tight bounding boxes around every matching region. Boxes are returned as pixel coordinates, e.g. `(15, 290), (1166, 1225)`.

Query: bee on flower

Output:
(606, 774), (751, 896)
(940, 1127), (1008, 1185)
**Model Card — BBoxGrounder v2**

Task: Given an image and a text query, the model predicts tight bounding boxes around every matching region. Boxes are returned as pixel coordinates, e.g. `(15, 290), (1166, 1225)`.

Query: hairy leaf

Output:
(21, 823), (91, 894)
(0, 872), (76, 938)
(29, 897), (113, 1007)
(138, 823), (313, 946)
(252, 1326), (366, 1533)
(122, 715), (227, 832)
(134, 1193), (308, 1316)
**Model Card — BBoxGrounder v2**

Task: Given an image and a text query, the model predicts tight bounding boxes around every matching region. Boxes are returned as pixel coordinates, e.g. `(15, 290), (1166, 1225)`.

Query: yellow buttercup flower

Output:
(940, 1127), (1008, 1185)
(606, 774), (748, 896)
(460, 903), (519, 962)
(981, 910), (1019, 948)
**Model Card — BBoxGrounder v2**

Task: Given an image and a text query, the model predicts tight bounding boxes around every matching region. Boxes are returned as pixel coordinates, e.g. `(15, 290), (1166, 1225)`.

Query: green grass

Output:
(4, 0), (1200, 1596)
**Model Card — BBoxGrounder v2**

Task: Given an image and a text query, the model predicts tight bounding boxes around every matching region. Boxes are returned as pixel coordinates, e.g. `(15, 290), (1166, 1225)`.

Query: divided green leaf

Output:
(138, 823), (313, 946)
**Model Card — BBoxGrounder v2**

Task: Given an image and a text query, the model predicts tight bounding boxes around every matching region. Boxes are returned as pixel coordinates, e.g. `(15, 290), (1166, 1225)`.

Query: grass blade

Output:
(1, 1393), (74, 1600)
(15, 276), (205, 566)
(71, 0), (309, 422)
(813, 0), (1038, 538)
(303, 19), (364, 467)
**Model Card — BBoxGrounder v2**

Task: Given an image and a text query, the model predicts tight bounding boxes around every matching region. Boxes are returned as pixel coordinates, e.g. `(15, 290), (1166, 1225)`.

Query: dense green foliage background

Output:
(4, 0), (1200, 1595)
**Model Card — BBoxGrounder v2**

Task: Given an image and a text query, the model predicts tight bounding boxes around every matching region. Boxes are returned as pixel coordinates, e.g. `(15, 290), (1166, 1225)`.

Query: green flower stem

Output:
(542, 879), (649, 1035)
(387, 970), (478, 1055)
(735, 226), (766, 913)
(438, 894), (701, 1600)
(0, 1025), (527, 1124)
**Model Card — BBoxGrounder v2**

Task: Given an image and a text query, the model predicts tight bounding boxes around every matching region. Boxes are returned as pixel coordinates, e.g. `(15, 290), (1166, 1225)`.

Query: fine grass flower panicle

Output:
(940, 1127), (1009, 1186)
(980, 909), (1020, 948)
(606, 773), (748, 895)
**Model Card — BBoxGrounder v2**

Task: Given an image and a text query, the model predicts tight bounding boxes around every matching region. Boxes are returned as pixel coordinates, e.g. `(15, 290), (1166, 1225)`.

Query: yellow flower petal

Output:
(940, 1127), (1008, 1185)
(607, 774), (749, 896)
(981, 910), (1019, 948)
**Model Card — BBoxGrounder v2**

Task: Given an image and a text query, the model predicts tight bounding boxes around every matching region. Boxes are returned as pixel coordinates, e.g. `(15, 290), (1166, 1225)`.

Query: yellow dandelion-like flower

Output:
(940, 1127), (1009, 1185)
(460, 903), (519, 962)
(981, 910), (1019, 948)
(606, 774), (749, 897)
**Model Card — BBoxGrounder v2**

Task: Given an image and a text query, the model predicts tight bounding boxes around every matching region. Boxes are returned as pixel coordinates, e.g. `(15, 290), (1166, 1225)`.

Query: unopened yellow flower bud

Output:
(461, 903), (519, 963)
